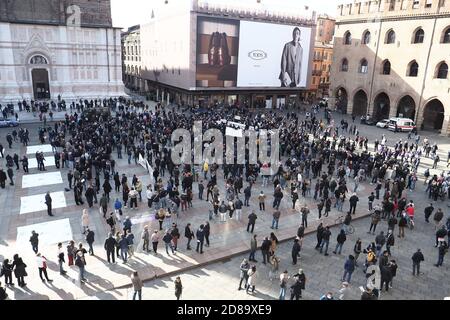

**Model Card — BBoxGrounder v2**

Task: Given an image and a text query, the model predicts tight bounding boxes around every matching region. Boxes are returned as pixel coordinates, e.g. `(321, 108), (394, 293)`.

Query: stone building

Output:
(330, 0), (450, 135)
(309, 41), (334, 99)
(0, 0), (123, 102)
(122, 25), (142, 91)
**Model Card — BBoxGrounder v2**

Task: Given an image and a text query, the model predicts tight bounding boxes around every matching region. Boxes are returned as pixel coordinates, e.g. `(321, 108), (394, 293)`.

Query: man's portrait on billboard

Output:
(279, 27), (303, 87)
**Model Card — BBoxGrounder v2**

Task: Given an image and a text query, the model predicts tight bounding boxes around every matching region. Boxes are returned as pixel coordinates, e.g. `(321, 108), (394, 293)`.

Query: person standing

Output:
(185, 223), (195, 250)
(131, 271), (143, 300)
(342, 255), (356, 283)
(435, 241), (448, 267)
(1, 259), (13, 286)
(57, 243), (67, 275)
(29, 231), (39, 254)
(300, 205), (309, 228)
(36, 253), (53, 282)
(21, 155), (29, 173)
(244, 185), (252, 207)
(198, 180), (204, 200)
(119, 234), (129, 263)
(196, 224), (205, 254)
(163, 230), (174, 255)
(292, 238), (301, 265)
(411, 248), (424, 275)
(67, 170), (73, 189)
(348, 193), (359, 215)
(260, 237), (271, 264)
(85, 228), (95, 256)
(246, 265), (257, 294)
(279, 270), (289, 300)
(104, 232), (117, 264)
(45, 192), (53, 216)
(247, 211), (257, 233)
(315, 223), (324, 249)
(271, 209), (281, 229)
(67, 240), (75, 266)
(338, 282), (350, 300)
(174, 276), (183, 300)
(170, 223), (180, 252)
(234, 197), (243, 221)
(424, 203), (434, 223)
(141, 225), (150, 253)
(12, 254), (27, 287)
(151, 230), (159, 254)
(126, 230), (135, 258)
(204, 221), (210, 247)
(238, 258), (250, 291)
(7, 167), (14, 186)
(249, 234), (258, 262)
(319, 226), (331, 256)
(0, 169), (6, 188)
(81, 209), (89, 234)
(433, 208), (444, 230)
(290, 276), (303, 300)
(75, 251), (87, 283)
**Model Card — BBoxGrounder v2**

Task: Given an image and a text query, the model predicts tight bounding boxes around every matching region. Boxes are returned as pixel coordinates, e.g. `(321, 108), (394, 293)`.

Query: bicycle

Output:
(335, 216), (355, 234)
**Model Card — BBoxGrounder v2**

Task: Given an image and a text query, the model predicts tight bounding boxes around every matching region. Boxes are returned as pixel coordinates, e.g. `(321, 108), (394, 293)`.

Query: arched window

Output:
(386, 30), (396, 44)
(408, 61), (419, 77)
(443, 27), (450, 43)
(413, 28), (424, 43)
(30, 55), (48, 64)
(362, 31), (371, 44)
(341, 58), (349, 72)
(436, 62), (448, 79)
(344, 31), (352, 45)
(359, 59), (368, 74)
(382, 60), (391, 75)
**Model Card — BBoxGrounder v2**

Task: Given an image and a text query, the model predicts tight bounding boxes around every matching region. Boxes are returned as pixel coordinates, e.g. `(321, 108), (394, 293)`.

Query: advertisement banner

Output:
(237, 21), (312, 88)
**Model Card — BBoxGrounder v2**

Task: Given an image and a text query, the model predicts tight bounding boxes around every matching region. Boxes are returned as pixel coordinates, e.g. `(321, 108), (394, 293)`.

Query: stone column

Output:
(440, 114), (450, 137)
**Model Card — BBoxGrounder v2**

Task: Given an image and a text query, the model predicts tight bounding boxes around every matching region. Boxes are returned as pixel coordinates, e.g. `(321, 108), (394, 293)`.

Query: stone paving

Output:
(0, 101), (449, 300)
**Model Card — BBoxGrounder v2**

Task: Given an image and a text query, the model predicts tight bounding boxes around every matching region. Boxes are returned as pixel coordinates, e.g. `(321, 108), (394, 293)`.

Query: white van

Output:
(388, 118), (416, 132)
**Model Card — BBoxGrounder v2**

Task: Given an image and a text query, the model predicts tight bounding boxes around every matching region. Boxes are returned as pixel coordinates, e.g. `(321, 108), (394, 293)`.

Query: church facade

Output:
(0, 0), (124, 102)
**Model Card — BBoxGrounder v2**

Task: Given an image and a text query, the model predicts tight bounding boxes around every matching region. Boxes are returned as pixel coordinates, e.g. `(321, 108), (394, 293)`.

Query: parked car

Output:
(0, 117), (19, 128)
(376, 119), (390, 128)
(388, 118), (416, 132)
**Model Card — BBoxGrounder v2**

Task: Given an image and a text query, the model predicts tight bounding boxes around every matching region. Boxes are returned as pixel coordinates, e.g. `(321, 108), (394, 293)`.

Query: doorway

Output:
(32, 68), (50, 100)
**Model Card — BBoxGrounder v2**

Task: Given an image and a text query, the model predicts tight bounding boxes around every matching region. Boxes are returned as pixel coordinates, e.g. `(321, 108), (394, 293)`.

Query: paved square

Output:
(26, 144), (53, 154)
(20, 191), (67, 215)
(22, 171), (63, 188)
(28, 157), (56, 169)
(16, 218), (73, 248)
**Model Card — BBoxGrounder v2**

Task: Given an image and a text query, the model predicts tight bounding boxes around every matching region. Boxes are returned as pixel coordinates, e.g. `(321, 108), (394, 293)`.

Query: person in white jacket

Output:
(246, 265), (258, 294)
(81, 209), (89, 234)
(36, 253), (53, 282)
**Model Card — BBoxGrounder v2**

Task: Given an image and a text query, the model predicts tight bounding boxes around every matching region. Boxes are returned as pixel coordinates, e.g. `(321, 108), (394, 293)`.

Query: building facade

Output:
(330, 0), (450, 135)
(309, 42), (333, 99)
(122, 25), (142, 92)
(0, 0), (124, 102)
(138, 0), (316, 108)
(316, 14), (336, 43)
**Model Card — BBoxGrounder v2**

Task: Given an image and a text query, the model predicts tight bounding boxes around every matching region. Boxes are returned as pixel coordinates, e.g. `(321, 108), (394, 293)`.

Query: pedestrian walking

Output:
(35, 253), (53, 282)
(119, 234), (129, 263)
(319, 226), (331, 256)
(292, 238), (301, 265)
(435, 241), (448, 267)
(271, 209), (281, 229)
(85, 228), (95, 256)
(1, 259), (14, 286)
(279, 270), (289, 300)
(247, 211), (257, 233)
(196, 224), (205, 254)
(163, 230), (174, 255)
(75, 251), (87, 283)
(315, 223), (324, 249)
(45, 192), (53, 216)
(29, 230), (39, 254)
(342, 255), (356, 282)
(67, 240), (75, 266)
(333, 229), (347, 255)
(131, 271), (143, 300)
(141, 225), (150, 253)
(12, 254), (27, 287)
(174, 276), (183, 300)
(104, 232), (117, 264)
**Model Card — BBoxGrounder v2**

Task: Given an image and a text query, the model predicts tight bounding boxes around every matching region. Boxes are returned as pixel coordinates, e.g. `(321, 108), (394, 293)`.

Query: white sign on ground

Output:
(26, 144), (53, 154)
(16, 218), (73, 247)
(22, 172), (63, 189)
(20, 191), (67, 215)
(28, 157), (56, 169)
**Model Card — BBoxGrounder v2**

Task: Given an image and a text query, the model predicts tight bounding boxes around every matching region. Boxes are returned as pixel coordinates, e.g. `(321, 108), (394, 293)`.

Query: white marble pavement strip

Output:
(16, 218), (73, 247)
(27, 157), (56, 169)
(26, 144), (53, 154)
(22, 171), (63, 189)
(20, 191), (67, 215)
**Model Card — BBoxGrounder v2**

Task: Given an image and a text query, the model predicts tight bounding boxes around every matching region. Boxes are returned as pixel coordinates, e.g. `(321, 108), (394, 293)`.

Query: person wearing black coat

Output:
(333, 229), (347, 255)
(1, 259), (14, 285)
(12, 254), (27, 287)
(315, 223), (324, 249)
(184, 223), (195, 250)
(411, 249), (424, 275)
(290, 277), (303, 300)
(85, 229), (95, 255)
(104, 233), (117, 264)
(380, 265), (392, 292)
(247, 212), (257, 233)
(203, 222), (210, 247)
(261, 237), (271, 264)
(292, 238), (301, 265)
(6, 167), (13, 186)
(85, 185), (95, 208)
(103, 180), (112, 201)
(196, 225), (205, 254)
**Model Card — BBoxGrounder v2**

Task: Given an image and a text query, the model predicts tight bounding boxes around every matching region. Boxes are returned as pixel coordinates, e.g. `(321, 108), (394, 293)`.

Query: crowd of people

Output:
(0, 95), (449, 300)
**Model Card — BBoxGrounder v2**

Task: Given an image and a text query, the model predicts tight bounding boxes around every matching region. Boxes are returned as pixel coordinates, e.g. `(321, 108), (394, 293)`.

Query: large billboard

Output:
(196, 17), (312, 88)
(237, 21), (312, 88)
